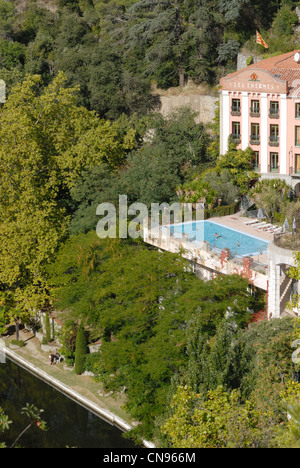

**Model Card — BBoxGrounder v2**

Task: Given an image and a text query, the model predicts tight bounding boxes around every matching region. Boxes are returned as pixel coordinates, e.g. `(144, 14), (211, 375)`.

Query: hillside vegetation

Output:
(1, 0), (300, 118)
(1, 0), (300, 449)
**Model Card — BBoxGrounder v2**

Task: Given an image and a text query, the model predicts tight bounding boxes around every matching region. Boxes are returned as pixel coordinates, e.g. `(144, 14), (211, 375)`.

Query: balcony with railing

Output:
(250, 107), (260, 117)
(269, 135), (279, 147)
(250, 134), (260, 145)
(268, 164), (280, 173)
(231, 133), (241, 144)
(269, 109), (279, 119)
(231, 106), (241, 116)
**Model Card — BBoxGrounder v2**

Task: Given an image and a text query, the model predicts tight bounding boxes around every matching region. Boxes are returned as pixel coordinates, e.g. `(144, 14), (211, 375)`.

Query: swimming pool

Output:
(170, 220), (269, 257)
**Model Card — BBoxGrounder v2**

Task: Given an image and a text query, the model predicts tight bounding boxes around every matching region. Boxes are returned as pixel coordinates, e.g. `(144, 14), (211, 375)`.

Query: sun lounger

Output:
(273, 227), (283, 233)
(254, 222), (267, 228)
(257, 223), (273, 230)
(266, 225), (278, 232)
(243, 219), (259, 225)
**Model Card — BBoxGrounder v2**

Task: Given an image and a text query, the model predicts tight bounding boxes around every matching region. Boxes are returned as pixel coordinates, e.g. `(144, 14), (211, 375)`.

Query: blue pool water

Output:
(170, 220), (269, 257)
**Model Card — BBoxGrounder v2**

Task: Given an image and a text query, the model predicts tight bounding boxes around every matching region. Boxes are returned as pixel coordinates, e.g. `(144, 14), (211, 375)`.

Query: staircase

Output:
(280, 275), (293, 314)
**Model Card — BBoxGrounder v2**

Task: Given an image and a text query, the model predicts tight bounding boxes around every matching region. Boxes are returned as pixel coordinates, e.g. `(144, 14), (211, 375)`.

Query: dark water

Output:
(0, 358), (138, 448)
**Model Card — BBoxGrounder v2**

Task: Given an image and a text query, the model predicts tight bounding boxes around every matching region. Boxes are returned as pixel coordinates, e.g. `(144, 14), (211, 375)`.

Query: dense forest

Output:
(1, 0), (300, 448)
(1, 0), (300, 117)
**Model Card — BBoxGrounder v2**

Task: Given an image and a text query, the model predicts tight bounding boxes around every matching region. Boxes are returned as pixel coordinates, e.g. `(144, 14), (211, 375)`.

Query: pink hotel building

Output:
(220, 50), (300, 195)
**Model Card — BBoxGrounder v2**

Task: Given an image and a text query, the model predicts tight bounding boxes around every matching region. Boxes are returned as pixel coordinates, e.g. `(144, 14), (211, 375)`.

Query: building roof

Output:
(226, 50), (300, 96)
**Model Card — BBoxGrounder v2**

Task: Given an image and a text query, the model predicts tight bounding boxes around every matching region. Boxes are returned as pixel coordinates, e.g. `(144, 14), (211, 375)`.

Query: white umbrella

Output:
(293, 218), (297, 231)
(257, 208), (264, 220)
(283, 218), (290, 233)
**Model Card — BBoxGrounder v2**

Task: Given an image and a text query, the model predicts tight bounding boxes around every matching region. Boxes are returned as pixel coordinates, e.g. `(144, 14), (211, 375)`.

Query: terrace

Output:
(143, 212), (271, 291)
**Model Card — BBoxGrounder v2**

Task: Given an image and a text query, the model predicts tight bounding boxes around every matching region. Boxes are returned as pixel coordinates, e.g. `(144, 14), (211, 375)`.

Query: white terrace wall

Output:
(143, 223), (268, 291)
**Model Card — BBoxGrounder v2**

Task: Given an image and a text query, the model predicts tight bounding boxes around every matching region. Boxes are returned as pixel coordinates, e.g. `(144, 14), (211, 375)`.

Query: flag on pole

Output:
(256, 31), (268, 49)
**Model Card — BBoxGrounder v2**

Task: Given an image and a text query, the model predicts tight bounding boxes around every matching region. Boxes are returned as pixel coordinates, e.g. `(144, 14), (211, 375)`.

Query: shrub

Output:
(74, 323), (88, 375)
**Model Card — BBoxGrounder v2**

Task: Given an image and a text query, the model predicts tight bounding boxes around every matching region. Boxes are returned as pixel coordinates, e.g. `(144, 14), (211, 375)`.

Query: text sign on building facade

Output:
(221, 69), (288, 94)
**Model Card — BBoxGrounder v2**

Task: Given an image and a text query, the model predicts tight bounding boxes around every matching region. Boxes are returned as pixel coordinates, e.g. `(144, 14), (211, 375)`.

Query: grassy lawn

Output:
(5, 331), (136, 428)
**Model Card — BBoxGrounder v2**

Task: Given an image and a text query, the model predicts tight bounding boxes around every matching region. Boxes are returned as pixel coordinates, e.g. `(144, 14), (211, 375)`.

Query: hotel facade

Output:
(220, 50), (300, 195)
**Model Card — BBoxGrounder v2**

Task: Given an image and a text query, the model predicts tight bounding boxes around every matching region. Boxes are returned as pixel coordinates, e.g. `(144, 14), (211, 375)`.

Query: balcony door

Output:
(250, 123), (260, 145)
(296, 154), (300, 174)
(270, 152), (279, 172)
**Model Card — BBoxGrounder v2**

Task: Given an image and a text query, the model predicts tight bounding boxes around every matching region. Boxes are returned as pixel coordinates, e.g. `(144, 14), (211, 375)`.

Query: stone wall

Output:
(158, 93), (218, 124)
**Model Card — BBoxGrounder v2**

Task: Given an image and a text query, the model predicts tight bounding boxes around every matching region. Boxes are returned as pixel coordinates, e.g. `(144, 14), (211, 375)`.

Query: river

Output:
(0, 358), (138, 448)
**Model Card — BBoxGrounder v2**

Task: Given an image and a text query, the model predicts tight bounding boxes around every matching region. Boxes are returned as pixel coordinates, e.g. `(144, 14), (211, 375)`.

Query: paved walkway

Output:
(210, 212), (274, 241)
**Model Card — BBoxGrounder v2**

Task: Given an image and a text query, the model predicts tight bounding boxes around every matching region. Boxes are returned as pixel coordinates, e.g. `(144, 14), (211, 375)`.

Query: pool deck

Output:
(210, 212), (274, 264)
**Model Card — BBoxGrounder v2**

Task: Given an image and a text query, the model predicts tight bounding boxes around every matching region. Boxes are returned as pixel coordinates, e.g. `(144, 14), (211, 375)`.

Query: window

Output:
(296, 103), (300, 119)
(270, 152), (279, 172)
(250, 100), (260, 116)
(231, 98), (241, 115)
(269, 101), (279, 118)
(269, 124), (279, 146)
(296, 154), (300, 173)
(232, 122), (241, 143)
(250, 123), (260, 144)
(252, 151), (259, 170)
(296, 126), (300, 146)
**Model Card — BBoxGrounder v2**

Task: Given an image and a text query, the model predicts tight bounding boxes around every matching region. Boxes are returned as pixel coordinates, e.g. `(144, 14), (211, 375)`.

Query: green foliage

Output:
(0, 40), (25, 69)
(249, 178), (293, 222)
(74, 322), (88, 375)
(284, 399), (300, 447)
(45, 313), (51, 343)
(0, 72), (94, 318)
(184, 319), (254, 397)
(10, 339), (25, 348)
(161, 385), (281, 448)
(216, 143), (258, 194)
(161, 316), (298, 447)
(202, 169), (240, 205)
(0, 407), (12, 447)
(46, 231), (255, 437)
(0, 0), (296, 118)
(1, 403), (47, 448)
(176, 178), (218, 208)
(68, 107), (212, 234)
(0, 71), (144, 326)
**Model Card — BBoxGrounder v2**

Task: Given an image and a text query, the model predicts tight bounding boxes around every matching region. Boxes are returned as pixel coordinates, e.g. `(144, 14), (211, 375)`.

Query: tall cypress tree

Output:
(74, 323), (88, 375)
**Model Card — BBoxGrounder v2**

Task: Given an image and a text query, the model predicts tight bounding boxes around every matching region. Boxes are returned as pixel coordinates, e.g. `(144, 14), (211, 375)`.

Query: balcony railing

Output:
(269, 136), (279, 146)
(250, 108), (260, 117)
(268, 164), (280, 173)
(269, 110), (279, 119)
(231, 107), (241, 116)
(250, 135), (260, 145)
(288, 166), (300, 175)
(231, 134), (241, 144)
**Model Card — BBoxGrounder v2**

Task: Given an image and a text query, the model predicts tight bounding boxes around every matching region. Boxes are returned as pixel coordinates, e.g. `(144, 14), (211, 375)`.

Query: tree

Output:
(74, 323), (88, 375)
(0, 72), (137, 334)
(46, 232), (256, 437)
(216, 142), (258, 194)
(161, 385), (281, 448)
(249, 178), (292, 223)
(0, 72), (94, 330)
(45, 312), (51, 343)
(127, 0), (189, 88)
(202, 169), (240, 205)
(127, 0), (223, 88)
(184, 318), (254, 397)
